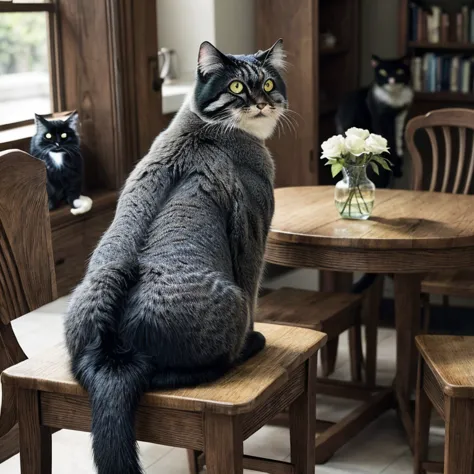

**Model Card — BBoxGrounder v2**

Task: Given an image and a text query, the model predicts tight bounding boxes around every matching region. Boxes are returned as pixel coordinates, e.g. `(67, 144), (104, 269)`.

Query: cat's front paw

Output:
(70, 195), (93, 215)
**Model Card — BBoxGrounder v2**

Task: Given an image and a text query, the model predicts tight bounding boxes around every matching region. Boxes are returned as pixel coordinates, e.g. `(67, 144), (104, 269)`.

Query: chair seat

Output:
(257, 288), (362, 339)
(422, 269), (474, 297)
(416, 335), (474, 399)
(2, 322), (326, 415)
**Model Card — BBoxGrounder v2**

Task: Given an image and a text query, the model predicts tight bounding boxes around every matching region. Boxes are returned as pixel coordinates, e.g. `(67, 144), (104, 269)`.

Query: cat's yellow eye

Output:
(379, 69), (388, 77)
(264, 79), (275, 92)
(229, 81), (244, 94)
(396, 69), (404, 75)
(61, 132), (68, 139)
(45, 133), (52, 139)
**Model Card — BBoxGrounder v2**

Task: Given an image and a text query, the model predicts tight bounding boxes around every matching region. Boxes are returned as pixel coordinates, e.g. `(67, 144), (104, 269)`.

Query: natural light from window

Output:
(0, 11), (52, 127)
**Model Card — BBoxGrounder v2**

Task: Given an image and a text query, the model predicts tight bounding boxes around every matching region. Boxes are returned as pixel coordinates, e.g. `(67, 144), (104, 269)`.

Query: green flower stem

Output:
(356, 185), (370, 213)
(340, 187), (355, 216)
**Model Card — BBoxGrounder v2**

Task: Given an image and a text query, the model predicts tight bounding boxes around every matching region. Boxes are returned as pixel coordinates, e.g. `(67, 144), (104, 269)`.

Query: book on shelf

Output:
(409, 3), (474, 44)
(411, 53), (474, 94)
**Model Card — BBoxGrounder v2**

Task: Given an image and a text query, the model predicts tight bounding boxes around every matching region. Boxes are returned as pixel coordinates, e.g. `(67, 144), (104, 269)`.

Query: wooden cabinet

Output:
(50, 192), (117, 296)
(256, 0), (360, 187)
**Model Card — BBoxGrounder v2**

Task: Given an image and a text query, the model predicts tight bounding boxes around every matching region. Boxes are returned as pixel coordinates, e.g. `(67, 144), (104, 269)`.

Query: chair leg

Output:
(18, 389), (51, 474)
(321, 339), (338, 377)
(442, 295), (450, 317)
(445, 398), (474, 474)
(349, 320), (363, 383)
(289, 355), (317, 474)
(414, 359), (431, 474)
(204, 414), (243, 474)
(187, 450), (201, 474)
(421, 293), (431, 334)
(362, 275), (383, 388)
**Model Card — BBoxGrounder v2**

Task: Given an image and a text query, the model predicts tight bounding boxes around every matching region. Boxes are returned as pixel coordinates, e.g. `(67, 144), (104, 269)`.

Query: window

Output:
(0, 0), (61, 129)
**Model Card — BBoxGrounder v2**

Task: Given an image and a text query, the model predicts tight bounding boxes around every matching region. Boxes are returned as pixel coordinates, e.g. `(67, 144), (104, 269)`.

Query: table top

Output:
(270, 187), (474, 250)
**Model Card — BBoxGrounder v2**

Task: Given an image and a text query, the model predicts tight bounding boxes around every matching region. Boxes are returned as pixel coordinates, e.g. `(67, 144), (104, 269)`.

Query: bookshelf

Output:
(400, 0), (474, 112)
(409, 41), (474, 51)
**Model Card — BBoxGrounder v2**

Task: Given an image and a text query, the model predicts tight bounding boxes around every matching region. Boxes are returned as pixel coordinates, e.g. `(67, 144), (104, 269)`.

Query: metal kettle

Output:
(158, 48), (178, 84)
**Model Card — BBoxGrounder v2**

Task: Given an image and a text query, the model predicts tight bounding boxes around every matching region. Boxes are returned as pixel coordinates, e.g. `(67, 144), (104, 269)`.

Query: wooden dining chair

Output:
(405, 108), (474, 319)
(414, 335), (474, 474)
(3, 323), (326, 474)
(0, 150), (57, 464)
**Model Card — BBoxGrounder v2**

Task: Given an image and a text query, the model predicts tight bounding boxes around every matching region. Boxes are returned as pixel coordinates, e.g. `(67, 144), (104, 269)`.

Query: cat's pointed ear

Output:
(198, 42), (228, 76)
(371, 54), (381, 68)
(34, 113), (49, 133)
(66, 110), (79, 131)
(255, 39), (287, 73)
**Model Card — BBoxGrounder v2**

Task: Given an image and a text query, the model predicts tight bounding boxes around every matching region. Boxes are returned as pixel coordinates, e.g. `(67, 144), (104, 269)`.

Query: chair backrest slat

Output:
(441, 126), (451, 193)
(406, 108), (474, 194)
(453, 127), (466, 194)
(464, 140), (474, 195)
(426, 127), (438, 192)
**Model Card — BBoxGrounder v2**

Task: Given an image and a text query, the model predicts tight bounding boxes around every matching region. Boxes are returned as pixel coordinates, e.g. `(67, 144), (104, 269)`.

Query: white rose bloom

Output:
(345, 135), (366, 156)
(345, 127), (370, 140)
(321, 135), (346, 159)
(365, 134), (389, 154)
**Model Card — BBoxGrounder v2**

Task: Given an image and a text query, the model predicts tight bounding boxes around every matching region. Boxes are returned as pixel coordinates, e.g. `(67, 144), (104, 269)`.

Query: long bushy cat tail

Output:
(72, 340), (151, 474)
(66, 258), (150, 474)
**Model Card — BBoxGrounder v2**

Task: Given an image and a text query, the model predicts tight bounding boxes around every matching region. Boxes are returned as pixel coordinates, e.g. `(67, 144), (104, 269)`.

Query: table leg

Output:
(320, 271), (353, 376)
(394, 273), (422, 451)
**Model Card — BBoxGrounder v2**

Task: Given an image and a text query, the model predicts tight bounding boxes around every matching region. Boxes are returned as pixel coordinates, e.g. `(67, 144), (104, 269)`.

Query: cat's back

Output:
(135, 121), (272, 271)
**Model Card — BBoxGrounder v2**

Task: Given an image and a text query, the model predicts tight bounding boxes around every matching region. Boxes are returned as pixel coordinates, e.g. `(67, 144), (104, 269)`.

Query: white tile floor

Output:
(1, 297), (444, 474)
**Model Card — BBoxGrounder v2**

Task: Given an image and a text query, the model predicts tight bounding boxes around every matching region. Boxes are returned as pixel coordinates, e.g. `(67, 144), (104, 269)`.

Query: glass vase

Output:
(334, 164), (375, 220)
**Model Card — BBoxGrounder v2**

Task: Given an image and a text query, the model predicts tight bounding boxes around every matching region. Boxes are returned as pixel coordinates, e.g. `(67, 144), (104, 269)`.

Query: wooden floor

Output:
(0, 295), (448, 474)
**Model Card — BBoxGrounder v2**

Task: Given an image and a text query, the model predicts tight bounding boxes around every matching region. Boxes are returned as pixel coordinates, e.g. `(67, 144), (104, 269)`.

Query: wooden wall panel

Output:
(59, 0), (118, 190)
(256, 0), (318, 187)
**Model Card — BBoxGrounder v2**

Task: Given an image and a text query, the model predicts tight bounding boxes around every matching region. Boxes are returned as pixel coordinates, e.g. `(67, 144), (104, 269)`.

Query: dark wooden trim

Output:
(315, 378), (385, 401)
(48, 0), (64, 112)
(0, 3), (56, 13)
(422, 461), (443, 473)
(0, 119), (35, 133)
(243, 456), (295, 474)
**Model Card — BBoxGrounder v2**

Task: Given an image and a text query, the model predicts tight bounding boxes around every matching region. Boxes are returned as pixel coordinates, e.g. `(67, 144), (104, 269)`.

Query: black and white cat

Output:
(30, 112), (92, 215)
(336, 55), (414, 188)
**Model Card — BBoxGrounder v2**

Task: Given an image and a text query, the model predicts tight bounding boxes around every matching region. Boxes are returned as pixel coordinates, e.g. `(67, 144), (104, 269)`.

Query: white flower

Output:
(365, 134), (389, 154)
(345, 135), (366, 156)
(321, 135), (346, 159)
(345, 127), (370, 140)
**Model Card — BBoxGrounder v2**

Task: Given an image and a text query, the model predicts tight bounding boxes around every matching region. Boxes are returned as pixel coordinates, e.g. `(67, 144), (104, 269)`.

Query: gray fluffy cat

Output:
(64, 39), (287, 474)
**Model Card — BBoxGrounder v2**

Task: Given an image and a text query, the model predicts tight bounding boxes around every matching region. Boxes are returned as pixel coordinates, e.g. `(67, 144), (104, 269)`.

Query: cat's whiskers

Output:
(278, 111), (298, 138)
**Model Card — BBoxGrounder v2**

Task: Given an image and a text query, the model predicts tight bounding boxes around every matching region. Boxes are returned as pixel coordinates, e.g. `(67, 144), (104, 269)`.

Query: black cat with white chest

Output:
(336, 55), (414, 188)
(30, 112), (91, 214)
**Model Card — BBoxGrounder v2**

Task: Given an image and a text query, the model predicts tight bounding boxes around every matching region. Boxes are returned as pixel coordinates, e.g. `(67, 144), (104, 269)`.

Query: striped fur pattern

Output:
(64, 40), (285, 474)
(192, 39), (288, 140)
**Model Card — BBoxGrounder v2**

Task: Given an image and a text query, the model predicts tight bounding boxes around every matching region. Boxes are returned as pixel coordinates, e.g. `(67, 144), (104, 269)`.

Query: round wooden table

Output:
(265, 186), (474, 448)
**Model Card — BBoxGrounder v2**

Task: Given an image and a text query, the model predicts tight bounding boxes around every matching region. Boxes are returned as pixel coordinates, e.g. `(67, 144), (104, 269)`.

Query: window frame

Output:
(0, 0), (64, 132)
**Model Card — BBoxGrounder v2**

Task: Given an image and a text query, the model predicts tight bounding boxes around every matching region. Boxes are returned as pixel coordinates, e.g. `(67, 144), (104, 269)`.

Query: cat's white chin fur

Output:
(236, 115), (278, 141)
(70, 195), (93, 215)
